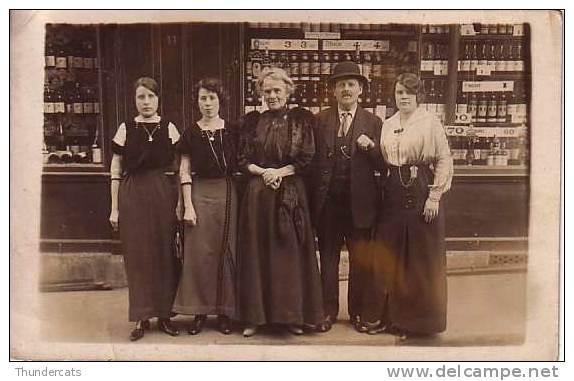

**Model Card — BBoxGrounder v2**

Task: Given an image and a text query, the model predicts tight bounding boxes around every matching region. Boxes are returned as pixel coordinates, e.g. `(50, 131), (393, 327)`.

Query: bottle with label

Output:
(497, 92), (508, 123)
(43, 85), (55, 114)
(83, 38), (95, 70)
(45, 41), (56, 68)
(427, 80), (437, 114)
(310, 52), (320, 81)
(468, 92), (478, 123)
(321, 81), (331, 110)
(470, 43), (479, 73)
(330, 52), (340, 75)
(299, 82), (309, 109)
(487, 92), (498, 123)
(494, 42), (506, 72)
(477, 92), (488, 123)
(465, 135), (475, 165)
(309, 82), (320, 114)
(289, 52), (300, 81)
(73, 83), (84, 114)
(456, 90), (469, 115)
(478, 43), (488, 68)
(487, 43), (496, 69)
(53, 87), (66, 114)
(489, 23), (498, 35)
(299, 52), (310, 82)
(55, 41), (68, 69)
(472, 135), (482, 164)
(516, 44), (524, 72)
(372, 53), (383, 79)
(460, 44), (471, 75)
(83, 86), (94, 114)
(363, 82), (373, 113)
(320, 52), (331, 80)
(362, 53), (372, 82)
(91, 137), (102, 164)
(517, 85), (528, 124)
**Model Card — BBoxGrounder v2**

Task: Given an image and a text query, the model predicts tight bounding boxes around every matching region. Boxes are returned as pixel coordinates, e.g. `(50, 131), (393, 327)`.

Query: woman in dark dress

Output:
(238, 67), (324, 337)
(172, 78), (238, 335)
(366, 73), (453, 339)
(109, 77), (181, 341)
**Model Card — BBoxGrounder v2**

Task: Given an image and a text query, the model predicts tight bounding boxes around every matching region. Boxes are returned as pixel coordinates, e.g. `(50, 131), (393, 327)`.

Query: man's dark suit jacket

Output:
(309, 106), (386, 230)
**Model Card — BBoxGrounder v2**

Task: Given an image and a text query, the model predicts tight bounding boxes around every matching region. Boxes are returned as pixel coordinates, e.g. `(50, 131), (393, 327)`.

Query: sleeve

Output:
(428, 117), (454, 201)
(168, 122), (181, 144)
(175, 127), (193, 155)
(111, 123), (127, 154)
(237, 111), (260, 172)
(292, 112), (316, 175)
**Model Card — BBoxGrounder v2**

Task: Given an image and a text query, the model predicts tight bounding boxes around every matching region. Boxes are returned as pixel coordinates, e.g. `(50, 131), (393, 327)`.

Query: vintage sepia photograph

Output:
(9, 9), (562, 361)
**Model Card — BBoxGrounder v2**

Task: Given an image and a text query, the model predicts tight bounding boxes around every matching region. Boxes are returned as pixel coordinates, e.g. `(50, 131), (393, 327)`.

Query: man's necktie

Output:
(338, 112), (351, 137)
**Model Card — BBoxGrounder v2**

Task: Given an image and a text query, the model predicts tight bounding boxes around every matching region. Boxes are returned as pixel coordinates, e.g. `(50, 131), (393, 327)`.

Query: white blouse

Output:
(112, 114), (180, 147)
(380, 107), (453, 201)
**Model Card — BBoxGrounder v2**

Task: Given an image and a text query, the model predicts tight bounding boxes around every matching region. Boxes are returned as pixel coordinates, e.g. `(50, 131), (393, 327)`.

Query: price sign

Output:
(460, 24), (477, 36)
(445, 126), (468, 136)
(455, 112), (472, 125)
(304, 32), (341, 40)
(433, 62), (448, 76)
(462, 81), (515, 92)
(476, 64), (492, 76)
(250, 39), (318, 51)
(322, 40), (390, 51)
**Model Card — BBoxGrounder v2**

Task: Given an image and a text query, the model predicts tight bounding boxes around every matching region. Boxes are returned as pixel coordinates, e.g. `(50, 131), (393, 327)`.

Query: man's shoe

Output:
(351, 316), (369, 333)
(217, 315), (232, 335)
(286, 325), (304, 335)
(317, 316), (336, 333)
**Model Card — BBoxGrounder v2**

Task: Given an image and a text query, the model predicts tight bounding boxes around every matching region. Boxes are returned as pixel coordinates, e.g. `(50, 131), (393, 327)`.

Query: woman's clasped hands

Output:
(262, 168), (282, 190)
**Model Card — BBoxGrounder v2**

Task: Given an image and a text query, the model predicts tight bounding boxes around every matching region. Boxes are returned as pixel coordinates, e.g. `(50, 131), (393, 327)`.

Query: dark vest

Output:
(329, 122), (355, 197)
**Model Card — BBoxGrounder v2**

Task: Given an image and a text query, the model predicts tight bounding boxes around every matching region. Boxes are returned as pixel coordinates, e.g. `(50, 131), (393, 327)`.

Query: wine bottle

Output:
(477, 92), (488, 123)
(487, 92), (498, 123)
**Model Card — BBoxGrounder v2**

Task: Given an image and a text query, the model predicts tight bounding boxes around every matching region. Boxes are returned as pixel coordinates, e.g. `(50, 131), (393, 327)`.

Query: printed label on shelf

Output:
(476, 64), (492, 76)
(445, 125), (527, 138)
(433, 63), (447, 76)
(462, 81), (515, 92)
(304, 32), (341, 40)
(460, 24), (477, 36)
(250, 39), (319, 51)
(322, 40), (390, 52)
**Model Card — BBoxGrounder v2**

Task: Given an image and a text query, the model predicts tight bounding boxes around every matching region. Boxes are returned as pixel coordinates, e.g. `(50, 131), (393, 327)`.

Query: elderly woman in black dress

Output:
(172, 78), (238, 335)
(109, 77), (181, 341)
(366, 73), (453, 339)
(238, 67), (324, 337)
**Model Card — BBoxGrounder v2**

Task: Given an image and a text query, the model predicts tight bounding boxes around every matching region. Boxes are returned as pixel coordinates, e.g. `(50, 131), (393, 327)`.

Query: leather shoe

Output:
(158, 318), (180, 336)
(286, 325), (304, 335)
(129, 320), (150, 341)
(217, 315), (232, 335)
(243, 325), (258, 337)
(351, 316), (369, 333)
(188, 315), (206, 335)
(317, 316), (336, 333)
(367, 321), (389, 335)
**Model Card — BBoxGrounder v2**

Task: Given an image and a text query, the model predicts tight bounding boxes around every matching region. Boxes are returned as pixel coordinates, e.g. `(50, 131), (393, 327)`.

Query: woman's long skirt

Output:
(238, 175), (324, 326)
(173, 177), (237, 317)
(119, 170), (180, 322)
(369, 164), (447, 334)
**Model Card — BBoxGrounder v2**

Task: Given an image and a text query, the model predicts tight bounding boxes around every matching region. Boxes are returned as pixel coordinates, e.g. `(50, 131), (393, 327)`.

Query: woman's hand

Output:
(109, 210), (119, 231)
(262, 168), (282, 189)
(183, 207), (198, 226)
(423, 198), (439, 223)
(356, 134), (375, 151)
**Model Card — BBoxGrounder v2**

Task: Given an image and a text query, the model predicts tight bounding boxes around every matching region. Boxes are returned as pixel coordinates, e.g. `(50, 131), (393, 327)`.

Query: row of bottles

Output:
(247, 22), (415, 32)
(455, 90), (528, 125)
(246, 49), (415, 83)
(45, 24), (98, 70)
(464, 23), (525, 36)
(43, 83), (100, 115)
(450, 134), (528, 166)
(457, 42), (526, 74)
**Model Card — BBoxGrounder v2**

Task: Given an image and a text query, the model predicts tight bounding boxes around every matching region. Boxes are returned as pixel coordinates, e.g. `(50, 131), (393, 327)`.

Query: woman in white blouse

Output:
(366, 73), (453, 340)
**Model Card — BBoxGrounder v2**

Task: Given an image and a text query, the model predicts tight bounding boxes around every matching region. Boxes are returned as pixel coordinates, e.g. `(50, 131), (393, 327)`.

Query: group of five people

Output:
(108, 61), (453, 342)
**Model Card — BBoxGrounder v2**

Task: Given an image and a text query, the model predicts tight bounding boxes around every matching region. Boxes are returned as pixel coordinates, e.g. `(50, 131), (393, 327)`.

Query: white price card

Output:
(455, 112), (472, 125)
(460, 24), (477, 36)
(476, 64), (492, 76)
(462, 81), (515, 92)
(250, 39), (319, 51)
(322, 40), (390, 51)
(445, 126), (468, 136)
(304, 32), (341, 40)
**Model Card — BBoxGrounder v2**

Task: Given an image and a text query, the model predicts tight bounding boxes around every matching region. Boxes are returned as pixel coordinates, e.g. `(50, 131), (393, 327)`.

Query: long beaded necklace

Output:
(202, 128), (227, 173)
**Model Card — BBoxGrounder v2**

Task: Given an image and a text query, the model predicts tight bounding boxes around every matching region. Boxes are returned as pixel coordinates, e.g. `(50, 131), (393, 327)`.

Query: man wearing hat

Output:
(309, 61), (386, 333)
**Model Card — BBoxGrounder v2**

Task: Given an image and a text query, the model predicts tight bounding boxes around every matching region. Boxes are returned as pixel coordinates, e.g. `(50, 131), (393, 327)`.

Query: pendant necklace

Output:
(394, 123), (417, 188)
(140, 123), (160, 142)
(206, 129), (227, 173)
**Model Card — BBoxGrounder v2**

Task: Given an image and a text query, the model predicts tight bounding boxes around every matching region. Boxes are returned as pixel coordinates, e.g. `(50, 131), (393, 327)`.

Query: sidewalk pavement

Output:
(37, 272), (526, 348)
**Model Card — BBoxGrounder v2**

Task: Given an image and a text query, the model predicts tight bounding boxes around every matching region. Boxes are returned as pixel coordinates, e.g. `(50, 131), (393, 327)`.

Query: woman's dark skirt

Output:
(173, 177), (237, 317)
(238, 175), (324, 326)
(119, 170), (179, 322)
(368, 164), (447, 334)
